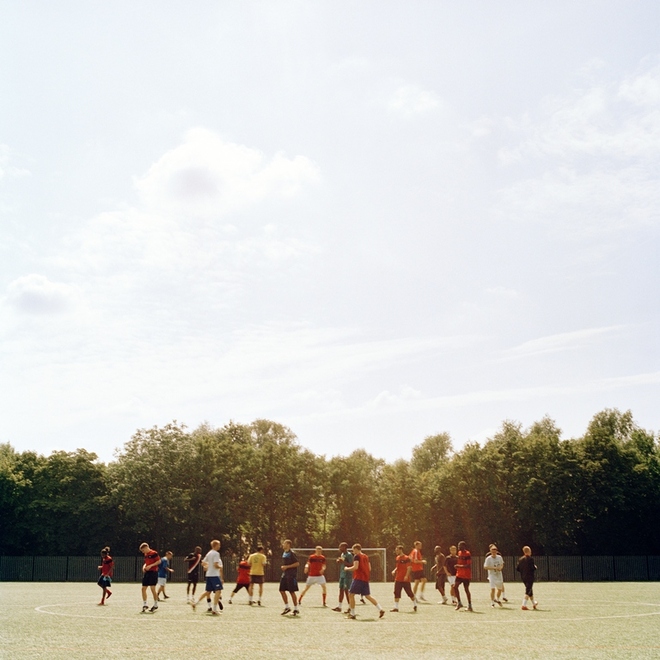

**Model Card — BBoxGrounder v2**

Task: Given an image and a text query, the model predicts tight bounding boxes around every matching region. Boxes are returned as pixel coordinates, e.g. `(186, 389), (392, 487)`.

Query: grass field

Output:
(1, 581), (659, 659)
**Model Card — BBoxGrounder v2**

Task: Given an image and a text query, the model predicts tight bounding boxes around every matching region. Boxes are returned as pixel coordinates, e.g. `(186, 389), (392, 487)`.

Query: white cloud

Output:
(499, 326), (625, 361)
(387, 84), (441, 117)
(135, 127), (320, 217)
(3, 274), (80, 314)
(496, 58), (660, 234)
(0, 144), (31, 181)
(368, 385), (422, 408)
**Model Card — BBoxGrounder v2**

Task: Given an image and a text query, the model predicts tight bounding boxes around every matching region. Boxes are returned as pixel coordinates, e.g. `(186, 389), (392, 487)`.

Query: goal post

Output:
(292, 547), (387, 582)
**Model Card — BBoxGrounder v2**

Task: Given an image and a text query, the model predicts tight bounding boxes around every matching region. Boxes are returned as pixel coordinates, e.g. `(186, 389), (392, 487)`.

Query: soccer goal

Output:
(293, 547), (387, 582)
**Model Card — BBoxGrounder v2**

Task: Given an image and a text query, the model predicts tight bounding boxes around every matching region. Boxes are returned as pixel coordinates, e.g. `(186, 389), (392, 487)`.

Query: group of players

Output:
(96, 539), (539, 617)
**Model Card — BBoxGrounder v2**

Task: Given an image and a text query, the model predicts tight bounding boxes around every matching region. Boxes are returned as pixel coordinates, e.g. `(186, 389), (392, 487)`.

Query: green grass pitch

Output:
(1, 581), (659, 659)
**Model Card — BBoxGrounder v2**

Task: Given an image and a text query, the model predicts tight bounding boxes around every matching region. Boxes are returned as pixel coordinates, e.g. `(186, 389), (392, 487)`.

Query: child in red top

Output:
(97, 546), (114, 605)
(454, 540), (473, 612)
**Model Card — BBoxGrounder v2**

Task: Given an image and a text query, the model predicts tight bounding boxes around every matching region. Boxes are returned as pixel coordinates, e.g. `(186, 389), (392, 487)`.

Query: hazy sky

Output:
(1, 1), (659, 464)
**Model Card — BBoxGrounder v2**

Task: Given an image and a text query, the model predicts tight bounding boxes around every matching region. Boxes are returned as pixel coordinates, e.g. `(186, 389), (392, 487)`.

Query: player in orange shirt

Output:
(454, 540), (473, 612)
(298, 546), (328, 607)
(409, 541), (428, 602)
(345, 543), (385, 619)
(228, 555), (251, 604)
(139, 542), (161, 613)
(390, 545), (417, 612)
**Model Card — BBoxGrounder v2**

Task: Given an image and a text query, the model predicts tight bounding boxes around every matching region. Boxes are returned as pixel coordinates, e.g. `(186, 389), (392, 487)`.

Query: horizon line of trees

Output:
(1, 408), (659, 558)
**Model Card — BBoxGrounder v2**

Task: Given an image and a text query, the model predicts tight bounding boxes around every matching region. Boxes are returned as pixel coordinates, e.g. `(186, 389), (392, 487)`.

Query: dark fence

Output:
(1, 555), (659, 583)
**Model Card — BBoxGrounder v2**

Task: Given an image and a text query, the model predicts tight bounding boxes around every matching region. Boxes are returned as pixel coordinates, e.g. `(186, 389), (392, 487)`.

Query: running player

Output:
(299, 546), (328, 607)
(139, 542), (161, 612)
(390, 545), (417, 612)
(410, 541), (428, 601)
(184, 546), (202, 604)
(454, 540), (473, 612)
(247, 545), (268, 606)
(191, 539), (224, 615)
(97, 546), (113, 605)
(229, 555), (251, 604)
(483, 544), (504, 607)
(345, 543), (385, 619)
(156, 550), (174, 600)
(517, 546), (538, 610)
(333, 542), (353, 612)
(279, 539), (300, 616)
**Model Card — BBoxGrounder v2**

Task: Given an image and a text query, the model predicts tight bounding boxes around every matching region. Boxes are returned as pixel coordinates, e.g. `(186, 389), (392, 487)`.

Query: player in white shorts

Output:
(298, 546), (328, 607)
(483, 544), (504, 607)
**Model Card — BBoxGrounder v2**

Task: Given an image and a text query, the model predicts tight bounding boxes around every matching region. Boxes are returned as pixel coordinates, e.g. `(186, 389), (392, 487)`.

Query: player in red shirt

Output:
(390, 545), (417, 612)
(229, 555), (251, 604)
(97, 546), (114, 605)
(409, 541), (428, 602)
(139, 542), (161, 612)
(344, 543), (385, 619)
(454, 540), (473, 612)
(299, 546), (328, 606)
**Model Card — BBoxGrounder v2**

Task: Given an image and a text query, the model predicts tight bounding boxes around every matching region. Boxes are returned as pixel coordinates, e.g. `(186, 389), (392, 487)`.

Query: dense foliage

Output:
(1, 409), (658, 557)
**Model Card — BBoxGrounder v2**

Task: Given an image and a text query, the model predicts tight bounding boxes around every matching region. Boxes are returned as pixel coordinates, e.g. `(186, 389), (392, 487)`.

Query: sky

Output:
(1, 1), (659, 464)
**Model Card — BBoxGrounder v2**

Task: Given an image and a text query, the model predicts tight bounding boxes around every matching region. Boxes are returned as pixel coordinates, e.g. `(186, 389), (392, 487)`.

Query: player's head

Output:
(315, 545), (323, 554)
(282, 539), (292, 550)
(339, 542), (348, 551)
(139, 542), (150, 554)
(257, 546), (264, 552)
(352, 543), (362, 553)
(166, 550), (173, 558)
(101, 546), (110, 556)
(195, 546), (202, 553)
(395, 544), (404, 555)
(211, 539), (221, 550)
(489, 545), (498, 556)
(449, 545), (457, 554)
(434, 545), (441, 554)
(522, 545), (532, 556)
(414, 540), (422, 549)
(458, 541), (467, 551)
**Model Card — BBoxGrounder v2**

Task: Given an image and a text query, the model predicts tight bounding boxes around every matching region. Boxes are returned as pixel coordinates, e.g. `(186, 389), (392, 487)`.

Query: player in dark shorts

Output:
(333, 542), (353, 612)
(279, 539), (300, 616)
(454, 540), (473, 612)
(139, 542), (161, 612)
(390, 545), (416, 612)
(97, 546), (114, 605)
(229, 555), (251, 604)
(432, 545), (448, 604)
(345, 543), (385, 619)
(517, 546), (538, 610)
(184, 546), (202, 604)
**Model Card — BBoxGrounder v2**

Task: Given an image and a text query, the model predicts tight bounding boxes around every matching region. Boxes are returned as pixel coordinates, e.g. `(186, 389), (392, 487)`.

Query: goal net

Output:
(292, 547), (387, 582)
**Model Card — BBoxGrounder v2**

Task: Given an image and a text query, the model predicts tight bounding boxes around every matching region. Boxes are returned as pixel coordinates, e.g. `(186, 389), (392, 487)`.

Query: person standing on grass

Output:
(191, 539), (224, 616)
(139, 542), (161, 612)
(228, 555), (251, 604)
(517, 546), (538, 610)
(431, 545), (448, 604)
(184, 546), (202, 604)
(248, 545), (268, 606)
(299, 546), (328, 607)
(97, 546), (114, 605)
(390, 545), (417, 612)
(410, 541), (428, 601)
(484, 545), (504, 607)
(345, 543), (385, 620)
(333, 542), (353, 612)
(444, 545), (459, 605)
(279, 539), (300, 616)
(156, 550), (174, 601)
(454, 540), (473, 612)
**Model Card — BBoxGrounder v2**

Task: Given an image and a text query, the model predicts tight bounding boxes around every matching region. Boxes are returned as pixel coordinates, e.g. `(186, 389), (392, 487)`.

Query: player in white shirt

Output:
(483, 544), (504, 607)
(191, 539), (225, 615)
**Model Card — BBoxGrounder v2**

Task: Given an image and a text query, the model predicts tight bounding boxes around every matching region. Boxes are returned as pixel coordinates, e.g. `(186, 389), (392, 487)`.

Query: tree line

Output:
(1, 408), (658, 558)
